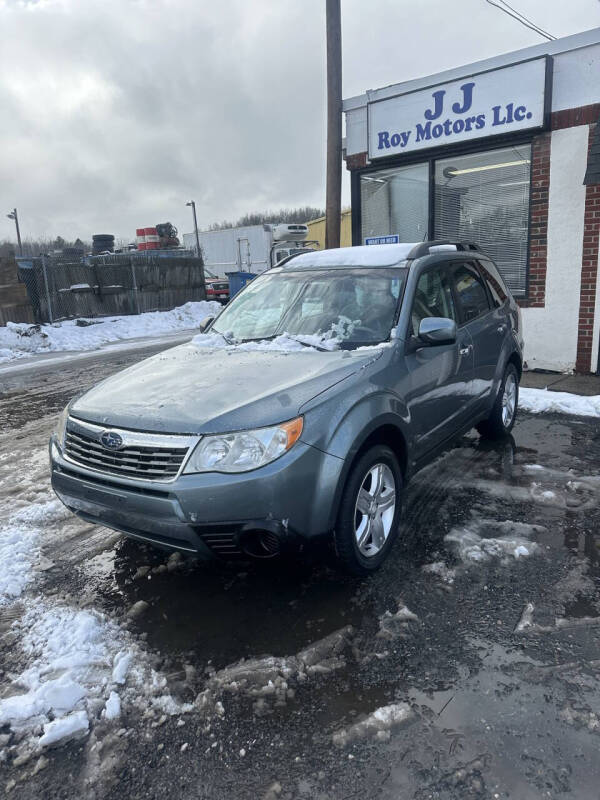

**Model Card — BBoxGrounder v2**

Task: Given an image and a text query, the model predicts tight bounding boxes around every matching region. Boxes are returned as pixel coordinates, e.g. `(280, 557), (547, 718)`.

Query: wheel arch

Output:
(507, 349), (523, 379)
(326, 416), (409, 531)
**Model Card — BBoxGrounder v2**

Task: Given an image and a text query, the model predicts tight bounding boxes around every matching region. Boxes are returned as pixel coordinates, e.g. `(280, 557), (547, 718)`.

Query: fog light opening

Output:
(239, 529), (282, 558)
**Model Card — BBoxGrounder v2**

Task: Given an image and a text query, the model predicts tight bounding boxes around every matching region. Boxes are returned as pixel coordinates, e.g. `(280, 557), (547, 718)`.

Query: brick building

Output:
(343, 28), (600, 374)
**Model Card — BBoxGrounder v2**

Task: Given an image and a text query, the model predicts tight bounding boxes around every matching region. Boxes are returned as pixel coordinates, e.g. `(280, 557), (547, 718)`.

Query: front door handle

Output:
(497, 324), (507, 333)
(459, 344), (472, 356)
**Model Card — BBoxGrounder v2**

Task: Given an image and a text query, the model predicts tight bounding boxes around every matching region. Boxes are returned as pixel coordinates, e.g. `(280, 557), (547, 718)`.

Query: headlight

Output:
(54, 404), (70, 448)
(183, 417), (303, 474)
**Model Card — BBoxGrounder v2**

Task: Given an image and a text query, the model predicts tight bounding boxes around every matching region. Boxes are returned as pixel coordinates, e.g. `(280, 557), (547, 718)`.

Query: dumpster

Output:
(226, 271), (257, 298)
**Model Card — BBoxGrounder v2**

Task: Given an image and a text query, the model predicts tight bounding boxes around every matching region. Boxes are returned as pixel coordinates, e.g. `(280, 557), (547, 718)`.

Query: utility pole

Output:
(186, 200), (207, 295)
(7, 208), (22, 255)
(325, 0), (342, 250)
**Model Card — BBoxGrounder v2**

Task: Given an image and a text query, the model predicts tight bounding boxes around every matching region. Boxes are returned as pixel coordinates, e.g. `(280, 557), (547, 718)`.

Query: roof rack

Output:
(407, 240), (483, 258)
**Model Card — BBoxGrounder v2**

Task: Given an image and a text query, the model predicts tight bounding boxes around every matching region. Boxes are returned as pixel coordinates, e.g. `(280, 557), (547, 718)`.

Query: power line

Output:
(497, 0), (556, 39)
(484, 0), (557, 40)
(485, 0), (555, 39)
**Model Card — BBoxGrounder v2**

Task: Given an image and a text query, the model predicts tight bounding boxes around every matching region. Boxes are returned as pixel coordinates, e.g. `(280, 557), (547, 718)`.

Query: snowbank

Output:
(520, 387), (600, 418)
(0, 598), (191, 747)
(0, 301), (221, 364)
(0, 499), (69, 605)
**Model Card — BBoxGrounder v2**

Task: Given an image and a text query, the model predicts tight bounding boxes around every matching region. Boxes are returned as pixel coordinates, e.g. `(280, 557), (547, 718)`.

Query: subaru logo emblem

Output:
(100, 431), (124, 450)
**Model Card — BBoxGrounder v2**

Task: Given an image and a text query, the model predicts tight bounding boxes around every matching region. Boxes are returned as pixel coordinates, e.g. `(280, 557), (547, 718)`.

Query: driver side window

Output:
(410, 267), (456, 336)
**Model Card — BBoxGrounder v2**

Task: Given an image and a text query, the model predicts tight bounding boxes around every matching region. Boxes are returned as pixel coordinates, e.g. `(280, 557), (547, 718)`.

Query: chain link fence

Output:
(17, 253), (206, 324)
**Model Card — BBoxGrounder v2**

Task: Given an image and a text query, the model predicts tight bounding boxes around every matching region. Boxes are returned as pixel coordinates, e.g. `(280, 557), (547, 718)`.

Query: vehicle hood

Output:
(70, 342), (383, 434)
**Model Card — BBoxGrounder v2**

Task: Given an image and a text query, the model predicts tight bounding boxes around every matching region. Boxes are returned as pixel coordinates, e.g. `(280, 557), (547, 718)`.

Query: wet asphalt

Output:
(1, 342), (600, 799)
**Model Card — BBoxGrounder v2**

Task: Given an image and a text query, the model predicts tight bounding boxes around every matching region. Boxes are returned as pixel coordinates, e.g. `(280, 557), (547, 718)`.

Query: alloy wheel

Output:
(353, 463), (396, 557)
(502, 372), (517, 427)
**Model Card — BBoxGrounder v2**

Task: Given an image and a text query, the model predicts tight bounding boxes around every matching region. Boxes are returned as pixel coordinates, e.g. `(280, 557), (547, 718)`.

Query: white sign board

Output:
(368, 57), (549, 159)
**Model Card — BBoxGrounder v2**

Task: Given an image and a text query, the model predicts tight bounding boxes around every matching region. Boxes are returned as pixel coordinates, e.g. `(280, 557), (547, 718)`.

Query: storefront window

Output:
(360, 163), (429, 244)
(434, 146), (531, 296)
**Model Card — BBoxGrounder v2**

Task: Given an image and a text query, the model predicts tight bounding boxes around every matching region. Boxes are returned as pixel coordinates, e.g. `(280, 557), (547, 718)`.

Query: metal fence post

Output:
(130, 258), (141, 315)
(41, 255), (54, 323)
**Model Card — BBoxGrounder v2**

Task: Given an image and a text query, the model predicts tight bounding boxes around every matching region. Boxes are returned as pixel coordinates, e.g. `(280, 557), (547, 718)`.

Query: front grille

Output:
(64, 428), (189, 481)
(56, 464), (171, 498)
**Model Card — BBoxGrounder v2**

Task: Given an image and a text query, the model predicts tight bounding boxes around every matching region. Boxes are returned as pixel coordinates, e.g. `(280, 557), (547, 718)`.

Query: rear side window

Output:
(452, 263), (490, 323)
(478, 260), (508, 308)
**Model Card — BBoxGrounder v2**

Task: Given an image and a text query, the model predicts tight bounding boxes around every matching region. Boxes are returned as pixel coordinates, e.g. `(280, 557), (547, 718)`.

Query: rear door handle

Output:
(459, 344), (472, 356)
(497, 324), (507, 333)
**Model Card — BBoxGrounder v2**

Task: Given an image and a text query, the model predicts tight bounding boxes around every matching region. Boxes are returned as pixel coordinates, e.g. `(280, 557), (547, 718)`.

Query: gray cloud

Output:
(0, 0), (597, 242)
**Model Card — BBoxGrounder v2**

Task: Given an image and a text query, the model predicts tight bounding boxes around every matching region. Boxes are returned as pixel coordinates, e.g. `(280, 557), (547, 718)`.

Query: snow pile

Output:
(466, 462), (600, 511)
(0, 523), (42, 605)
(0, 599), (191, 748)
(38, 710), (89, 748)
(514, 602), (536, 632)
(0, 499), (69, 605)
(444, 519), (545, 564)
(191, 330), (341, 353)
(103, 692), (121, 721)
(520, 387), (600, 419)
(514, 600), (600, 635)
(377, 601), (418, 640)
(190, 315), (390, 353)
(332, 702), (412, 746)
(0, 301), (221, 364)
(196, 626), (353, 715)
(422, 561), (456, 585)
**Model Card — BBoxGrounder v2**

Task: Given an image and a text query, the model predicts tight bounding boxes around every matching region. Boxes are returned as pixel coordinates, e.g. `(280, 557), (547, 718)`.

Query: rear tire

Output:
(477, 363), (519, 439)
(334, 445), (402, 576)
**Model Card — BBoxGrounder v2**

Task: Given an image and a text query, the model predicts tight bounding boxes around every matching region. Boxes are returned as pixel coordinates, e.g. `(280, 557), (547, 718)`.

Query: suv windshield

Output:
(211, 268), (406, 347)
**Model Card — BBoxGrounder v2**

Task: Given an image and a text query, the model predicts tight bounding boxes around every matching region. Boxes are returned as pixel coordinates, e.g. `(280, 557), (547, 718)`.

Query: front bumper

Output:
(50, 436), (343, 558)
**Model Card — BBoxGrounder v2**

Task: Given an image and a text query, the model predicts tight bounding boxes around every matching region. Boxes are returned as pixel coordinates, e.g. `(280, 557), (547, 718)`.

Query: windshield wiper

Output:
(295, 340), (334, 353)
(233, 334), (335, 352)
(211, 328), (235, 345)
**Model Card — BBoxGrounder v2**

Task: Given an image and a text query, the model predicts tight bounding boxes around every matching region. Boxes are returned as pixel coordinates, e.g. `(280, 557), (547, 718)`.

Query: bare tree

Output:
(0, 236), (92, 258)
(208, 206), (325, 231)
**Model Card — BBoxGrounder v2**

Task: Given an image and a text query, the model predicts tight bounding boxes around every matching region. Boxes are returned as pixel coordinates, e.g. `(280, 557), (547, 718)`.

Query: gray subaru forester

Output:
(50, 241), (523, 574)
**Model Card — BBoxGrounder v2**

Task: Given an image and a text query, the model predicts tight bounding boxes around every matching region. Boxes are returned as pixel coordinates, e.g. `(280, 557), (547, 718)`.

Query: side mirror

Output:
(418, 316), (457, 346)
(198, 316), (215, 333)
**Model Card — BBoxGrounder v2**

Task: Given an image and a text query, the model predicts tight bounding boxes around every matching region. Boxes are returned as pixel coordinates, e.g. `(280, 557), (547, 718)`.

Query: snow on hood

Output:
(70, 339), (384, 435)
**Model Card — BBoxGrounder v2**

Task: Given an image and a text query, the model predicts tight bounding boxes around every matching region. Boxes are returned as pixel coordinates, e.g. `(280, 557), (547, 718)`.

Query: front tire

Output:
(477, 363), (519, 439)
(334, 445), (402, 575)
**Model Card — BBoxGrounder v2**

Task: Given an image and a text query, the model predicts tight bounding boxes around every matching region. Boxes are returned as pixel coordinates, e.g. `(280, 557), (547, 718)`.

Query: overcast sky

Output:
(0, 0), (598, 244)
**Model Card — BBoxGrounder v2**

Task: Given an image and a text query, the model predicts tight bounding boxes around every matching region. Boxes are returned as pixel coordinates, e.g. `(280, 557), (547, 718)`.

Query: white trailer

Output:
(182, 223), (318, 279)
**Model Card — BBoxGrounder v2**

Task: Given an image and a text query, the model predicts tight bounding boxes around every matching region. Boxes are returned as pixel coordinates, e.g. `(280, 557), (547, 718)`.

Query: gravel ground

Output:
(1, 341), (600, 799)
